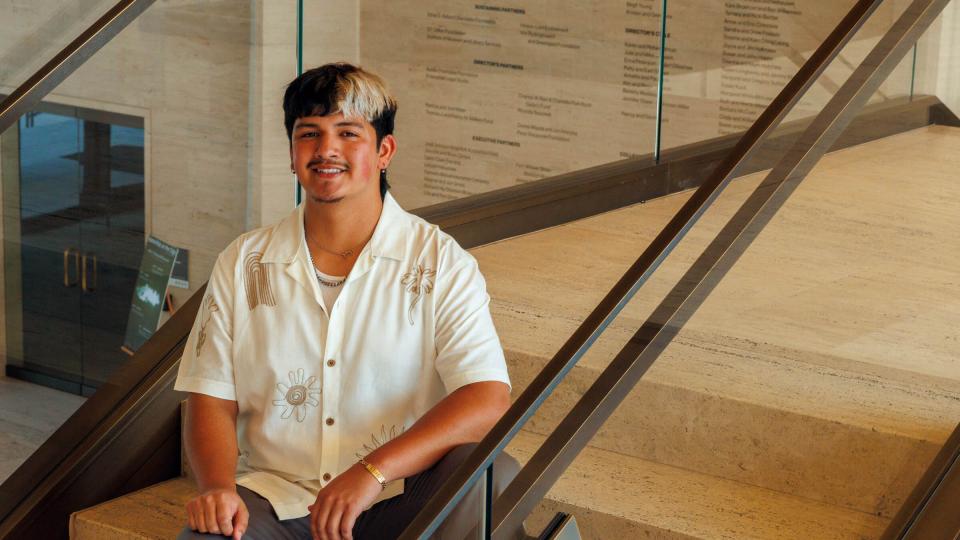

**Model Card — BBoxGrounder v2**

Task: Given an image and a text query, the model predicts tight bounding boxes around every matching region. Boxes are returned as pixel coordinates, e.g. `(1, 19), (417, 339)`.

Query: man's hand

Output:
(308, 463), (383, 540)
(186, 487), (249, 539)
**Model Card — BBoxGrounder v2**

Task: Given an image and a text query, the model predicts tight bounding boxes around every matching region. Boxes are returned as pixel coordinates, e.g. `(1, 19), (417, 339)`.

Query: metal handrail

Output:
(398, 0), (951, 536)
(488, 0), (950, 536)
(0, 0), (155, 134)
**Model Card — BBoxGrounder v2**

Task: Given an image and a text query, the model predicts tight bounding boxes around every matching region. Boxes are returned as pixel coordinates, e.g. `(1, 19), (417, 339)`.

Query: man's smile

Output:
(307, 161), (349, 178)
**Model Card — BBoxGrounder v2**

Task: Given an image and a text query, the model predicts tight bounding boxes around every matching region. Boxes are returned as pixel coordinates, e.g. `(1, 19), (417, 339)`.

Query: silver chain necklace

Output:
(315, 269), (345, 288)
(306, 238), (346, 287)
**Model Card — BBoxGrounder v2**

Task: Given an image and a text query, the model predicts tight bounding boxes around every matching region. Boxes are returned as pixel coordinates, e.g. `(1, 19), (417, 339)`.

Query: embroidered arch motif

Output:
(244, 251), (276, 311)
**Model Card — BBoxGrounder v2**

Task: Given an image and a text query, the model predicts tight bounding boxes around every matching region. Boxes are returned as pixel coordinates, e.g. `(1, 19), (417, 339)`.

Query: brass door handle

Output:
(63, 248), (79, 287)
(81, 253), (98, 292)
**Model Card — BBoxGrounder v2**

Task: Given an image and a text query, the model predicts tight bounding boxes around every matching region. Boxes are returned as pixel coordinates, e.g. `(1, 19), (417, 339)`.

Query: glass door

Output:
(14, 109), (85, 393)
(6, 104), (145, 395)
(78, 119), (145, 392)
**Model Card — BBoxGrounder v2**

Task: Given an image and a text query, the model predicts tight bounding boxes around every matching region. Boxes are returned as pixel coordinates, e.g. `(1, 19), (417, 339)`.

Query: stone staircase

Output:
(479, 126), (960, 537)
(71, 126), (960, 538)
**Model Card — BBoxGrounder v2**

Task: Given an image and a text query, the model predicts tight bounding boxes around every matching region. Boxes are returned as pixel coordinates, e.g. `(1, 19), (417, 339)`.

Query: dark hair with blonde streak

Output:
(283, 63), (399, 197)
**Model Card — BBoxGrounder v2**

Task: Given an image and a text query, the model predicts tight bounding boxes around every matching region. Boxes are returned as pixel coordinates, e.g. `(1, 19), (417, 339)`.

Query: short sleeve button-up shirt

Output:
(174, 192), (511, 520)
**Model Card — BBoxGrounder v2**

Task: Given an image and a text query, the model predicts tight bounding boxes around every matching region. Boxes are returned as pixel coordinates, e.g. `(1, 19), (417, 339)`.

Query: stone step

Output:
(70, 431), (887, 540)
(509, 430), (889, 540)
(479, 126), (960, 518)
(504, 335), (956, 519)
(71, 477), (194, 539)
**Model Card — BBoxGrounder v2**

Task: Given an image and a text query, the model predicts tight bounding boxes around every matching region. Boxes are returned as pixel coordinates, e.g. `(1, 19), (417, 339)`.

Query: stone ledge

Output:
(71, 477), (194, 540)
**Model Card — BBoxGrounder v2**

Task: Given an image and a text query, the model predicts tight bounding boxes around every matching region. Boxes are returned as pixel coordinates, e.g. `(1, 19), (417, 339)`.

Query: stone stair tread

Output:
(478, 126), (960, 442)
(71, 435), (887, 540)
(507, 430), (888, 540)
(71, 477), (193, 539)
(503, 325), (960, 442)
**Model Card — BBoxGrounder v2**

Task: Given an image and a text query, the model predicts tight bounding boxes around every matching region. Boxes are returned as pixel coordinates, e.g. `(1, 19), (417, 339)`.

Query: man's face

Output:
(290, 112), (395, 205)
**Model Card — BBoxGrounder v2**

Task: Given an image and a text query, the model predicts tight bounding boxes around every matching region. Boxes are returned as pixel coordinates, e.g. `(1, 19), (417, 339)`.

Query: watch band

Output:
(359, 458), (387, 488)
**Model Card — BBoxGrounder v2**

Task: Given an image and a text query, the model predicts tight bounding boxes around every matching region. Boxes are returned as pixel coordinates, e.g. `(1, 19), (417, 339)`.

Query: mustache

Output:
(306, 159), (350, 169)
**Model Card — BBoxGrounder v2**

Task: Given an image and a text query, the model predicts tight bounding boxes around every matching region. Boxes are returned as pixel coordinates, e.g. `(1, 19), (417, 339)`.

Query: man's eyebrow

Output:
(294, 120), (364, 129)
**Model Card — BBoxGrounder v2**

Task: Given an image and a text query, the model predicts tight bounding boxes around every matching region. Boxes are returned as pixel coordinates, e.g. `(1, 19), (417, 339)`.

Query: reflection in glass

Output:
(5, 106), (145, 396)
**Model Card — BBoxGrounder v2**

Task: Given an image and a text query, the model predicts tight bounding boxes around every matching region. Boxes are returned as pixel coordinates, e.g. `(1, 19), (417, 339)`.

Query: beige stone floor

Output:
(473, 126), (960, 526)
(477, 125), (960, 441)
(0, 376), (85, 484)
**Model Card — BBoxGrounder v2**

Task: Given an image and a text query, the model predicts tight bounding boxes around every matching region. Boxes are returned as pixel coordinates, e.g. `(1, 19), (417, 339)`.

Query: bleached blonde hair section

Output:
(328, 64), (398, 123)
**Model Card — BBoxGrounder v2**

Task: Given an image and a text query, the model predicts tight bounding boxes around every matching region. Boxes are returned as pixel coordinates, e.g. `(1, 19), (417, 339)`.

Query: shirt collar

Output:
(260, 191), (408, 265)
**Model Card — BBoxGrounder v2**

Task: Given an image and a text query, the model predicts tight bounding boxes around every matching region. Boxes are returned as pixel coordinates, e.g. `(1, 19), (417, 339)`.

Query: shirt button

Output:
(323, 473), (332, 481)
(327, 359), (336, 367)
(326, 417), (335, 426)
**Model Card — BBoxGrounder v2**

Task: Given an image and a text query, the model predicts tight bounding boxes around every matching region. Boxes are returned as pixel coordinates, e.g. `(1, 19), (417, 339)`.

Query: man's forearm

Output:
(364, 381), (511, 483)
(185, 393), (241, 492)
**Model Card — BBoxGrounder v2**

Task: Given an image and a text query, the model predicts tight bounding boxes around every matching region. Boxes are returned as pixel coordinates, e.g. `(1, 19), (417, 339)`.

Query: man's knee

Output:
(494, 449), (520, 488)
(441, 443), (520, 494)
(176, 527), (210, 540)
(443, 442), (480, 464)
(431, 444), (523, 539)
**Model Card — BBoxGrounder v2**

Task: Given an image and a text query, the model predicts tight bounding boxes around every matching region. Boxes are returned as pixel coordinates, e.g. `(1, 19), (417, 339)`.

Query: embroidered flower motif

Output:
(356, 424), (406, 459)
(272, 368), (320, 422)
(195, 296), (219, 357)
(401, 264), (435, 325)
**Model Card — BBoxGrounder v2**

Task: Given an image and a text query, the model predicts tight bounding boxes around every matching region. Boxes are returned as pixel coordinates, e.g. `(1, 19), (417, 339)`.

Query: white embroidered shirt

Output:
(174, 192), (511, 520)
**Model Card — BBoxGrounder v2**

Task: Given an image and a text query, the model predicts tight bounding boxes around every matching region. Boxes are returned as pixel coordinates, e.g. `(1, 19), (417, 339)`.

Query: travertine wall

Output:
(256, 0), (360, 228)
(933, 2), (960, 113)
(346, 0), (918, 210)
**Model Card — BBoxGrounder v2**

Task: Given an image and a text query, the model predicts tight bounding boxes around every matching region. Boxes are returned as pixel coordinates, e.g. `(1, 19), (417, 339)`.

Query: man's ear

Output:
(378, 134), (398, 169)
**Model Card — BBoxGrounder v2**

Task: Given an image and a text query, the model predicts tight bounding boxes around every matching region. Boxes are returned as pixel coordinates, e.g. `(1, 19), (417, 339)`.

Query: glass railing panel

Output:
(657, 0), (919, 154)
(486, 1), (959, 537)
(301, 1), (664, 209)
(0, 0), (121, 94)
(0, 0), (262, 491)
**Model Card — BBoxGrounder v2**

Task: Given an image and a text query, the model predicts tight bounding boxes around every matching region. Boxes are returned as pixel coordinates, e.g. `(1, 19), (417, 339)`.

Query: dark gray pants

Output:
(177, 444), (522, 540)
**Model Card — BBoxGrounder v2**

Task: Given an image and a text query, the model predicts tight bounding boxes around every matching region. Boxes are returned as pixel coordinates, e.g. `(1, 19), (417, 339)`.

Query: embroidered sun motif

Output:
(401, 264), (435, 325)
(356, 424), (406, 459)
(272, 368), (320, 422)
(195, 296), (219, 357)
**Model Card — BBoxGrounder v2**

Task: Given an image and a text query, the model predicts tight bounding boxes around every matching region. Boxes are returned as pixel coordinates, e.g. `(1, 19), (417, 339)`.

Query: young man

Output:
(175, 63), (519, 540)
